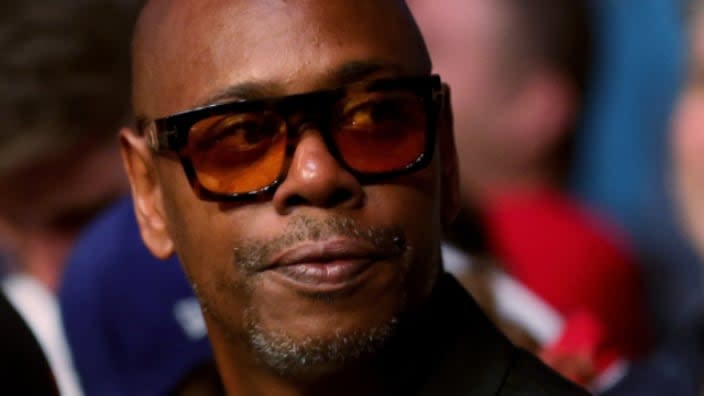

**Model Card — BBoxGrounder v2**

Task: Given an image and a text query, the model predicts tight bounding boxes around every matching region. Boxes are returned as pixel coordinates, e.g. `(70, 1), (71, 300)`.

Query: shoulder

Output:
(58, 197), (133, 327)
(419, 275), (589, 396)
(59, 196), (135, 292)
(499, 348), (592, 396)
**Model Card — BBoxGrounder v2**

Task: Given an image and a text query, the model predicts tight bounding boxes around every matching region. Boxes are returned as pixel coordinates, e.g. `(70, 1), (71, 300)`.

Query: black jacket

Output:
(379, 273), (591, 395)
(158, 272), (590, 395)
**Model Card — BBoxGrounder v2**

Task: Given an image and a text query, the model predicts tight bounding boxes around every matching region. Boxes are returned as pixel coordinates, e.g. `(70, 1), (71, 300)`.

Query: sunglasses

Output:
(143, 74), (444, 201)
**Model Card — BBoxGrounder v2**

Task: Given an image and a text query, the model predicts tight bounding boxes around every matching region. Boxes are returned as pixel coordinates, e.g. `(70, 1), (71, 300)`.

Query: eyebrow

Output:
(199, 81), (285, 107)
(198, 60), (407, 107)
(327, 60), (406, 86)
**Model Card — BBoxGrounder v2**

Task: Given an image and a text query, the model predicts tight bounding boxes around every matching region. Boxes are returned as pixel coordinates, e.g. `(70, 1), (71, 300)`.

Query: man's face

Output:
(673, 13), (704, 257)
(0, 140), (127, 289)
(126, 0), (456, 376)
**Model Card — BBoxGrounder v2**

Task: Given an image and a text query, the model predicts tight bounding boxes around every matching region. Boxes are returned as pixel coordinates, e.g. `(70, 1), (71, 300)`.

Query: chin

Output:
(244, 302), (401, 379)
(243, 270), (407, 378)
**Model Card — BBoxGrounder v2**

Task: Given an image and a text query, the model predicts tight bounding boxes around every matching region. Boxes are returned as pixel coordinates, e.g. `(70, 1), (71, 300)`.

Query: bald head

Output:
(131, 0), (430, 124)
(121, 1), (460, 390)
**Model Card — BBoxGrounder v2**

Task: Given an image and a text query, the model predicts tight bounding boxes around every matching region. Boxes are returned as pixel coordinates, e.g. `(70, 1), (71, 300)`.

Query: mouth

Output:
(261, 238), (395, 294)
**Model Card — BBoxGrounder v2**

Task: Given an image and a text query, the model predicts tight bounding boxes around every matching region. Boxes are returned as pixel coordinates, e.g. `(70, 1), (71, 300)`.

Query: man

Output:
(409, 0), (653, 392)
(120, 1), (589, 394)
(0, 1), (138, 394)
(409, 0), (590, 204)
(599, 2), (704, 395)
(668, 0), (704, 394)
(675, 0), (704, 262)
(578, 0), (697, 340)
(0, 0), (133, 290)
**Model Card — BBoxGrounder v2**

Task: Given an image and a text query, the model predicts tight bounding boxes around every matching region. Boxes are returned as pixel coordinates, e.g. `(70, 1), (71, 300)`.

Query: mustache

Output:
(233, 214), (408, 274)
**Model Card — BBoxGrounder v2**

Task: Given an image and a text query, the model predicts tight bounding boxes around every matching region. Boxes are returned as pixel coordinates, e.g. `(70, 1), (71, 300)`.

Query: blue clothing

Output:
(571, 1), (703, 393)
(59, 197), (213, 396)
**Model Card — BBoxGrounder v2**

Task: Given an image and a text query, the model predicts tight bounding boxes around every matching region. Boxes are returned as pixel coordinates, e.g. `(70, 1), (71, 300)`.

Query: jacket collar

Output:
(377, 273), (516, 395)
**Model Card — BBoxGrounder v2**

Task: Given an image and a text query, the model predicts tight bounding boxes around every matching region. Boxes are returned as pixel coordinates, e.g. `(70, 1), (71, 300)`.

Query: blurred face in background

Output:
(411, 0), (596, 387)
(410, 0), (512, 201)
(409, 0), (579, 202)
(0, 140), (127, 290)
(673, 7), (704, 256)
(0, 1), (136, 290)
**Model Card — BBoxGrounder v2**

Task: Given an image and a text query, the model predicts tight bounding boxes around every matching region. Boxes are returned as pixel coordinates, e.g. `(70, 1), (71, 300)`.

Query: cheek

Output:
(159, 180), (262, 334)
(156, 161), (240, 288)
(365, 167), (443, 297)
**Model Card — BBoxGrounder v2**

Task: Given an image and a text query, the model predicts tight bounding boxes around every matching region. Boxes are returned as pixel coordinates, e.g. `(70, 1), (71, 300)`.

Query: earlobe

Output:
(438, 84), (461, 225)
(119, 127), (175, 259)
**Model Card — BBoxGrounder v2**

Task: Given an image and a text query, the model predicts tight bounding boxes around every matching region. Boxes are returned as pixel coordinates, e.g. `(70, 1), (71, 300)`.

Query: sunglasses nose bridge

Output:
(284, 119), (337, 161)
(284, 98), (336, 152)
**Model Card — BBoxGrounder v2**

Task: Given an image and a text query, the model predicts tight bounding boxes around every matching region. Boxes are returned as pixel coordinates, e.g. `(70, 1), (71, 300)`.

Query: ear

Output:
(438, 84), (461, 225)
(119, 127), (175, 259)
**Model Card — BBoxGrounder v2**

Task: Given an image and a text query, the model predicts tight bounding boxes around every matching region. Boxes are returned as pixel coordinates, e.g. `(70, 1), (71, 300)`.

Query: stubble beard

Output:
(244, 306), (402, 379)
(197, 214), (412, 379)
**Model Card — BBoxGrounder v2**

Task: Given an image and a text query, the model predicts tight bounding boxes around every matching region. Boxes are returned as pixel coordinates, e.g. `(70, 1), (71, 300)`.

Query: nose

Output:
(272, 128), (365, 214)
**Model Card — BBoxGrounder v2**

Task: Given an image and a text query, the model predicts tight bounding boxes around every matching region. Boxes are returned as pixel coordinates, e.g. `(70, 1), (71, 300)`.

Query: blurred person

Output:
(675, 0), (704, 263)
(573, 0), (698, 337)
(671, 1), (704, 394)
(598, 2), (704, 395)
(0, 1), (138, 394)
(409, 0), (589, 201)
(119, 0), (589, 394)
(60, 197), (221, 396)
(410, 0), (654, 392)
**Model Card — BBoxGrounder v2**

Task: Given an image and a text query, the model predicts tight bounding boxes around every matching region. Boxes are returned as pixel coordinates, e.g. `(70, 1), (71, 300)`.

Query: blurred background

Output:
(3, 0), (704, 395)
(410, 0), (704, 393)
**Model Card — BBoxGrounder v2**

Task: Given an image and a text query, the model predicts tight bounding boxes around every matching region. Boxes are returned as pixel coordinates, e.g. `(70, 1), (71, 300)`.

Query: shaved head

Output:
(121, 1), (454, 392)
(132, 0), (430, 122)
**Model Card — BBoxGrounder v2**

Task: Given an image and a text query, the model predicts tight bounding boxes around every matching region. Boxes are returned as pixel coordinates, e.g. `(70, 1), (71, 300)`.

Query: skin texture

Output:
(674, 13), (704, 259)
(121, 1), (459, 395)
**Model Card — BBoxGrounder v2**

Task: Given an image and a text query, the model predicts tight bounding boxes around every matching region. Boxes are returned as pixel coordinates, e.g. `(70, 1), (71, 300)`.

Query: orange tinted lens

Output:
(334, 92), (427, 172)
(186, 111), (287, 194)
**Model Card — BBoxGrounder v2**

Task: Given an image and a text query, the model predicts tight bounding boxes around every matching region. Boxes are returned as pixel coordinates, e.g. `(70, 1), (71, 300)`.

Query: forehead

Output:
(134, 0), (430, 119)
